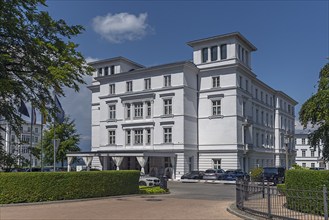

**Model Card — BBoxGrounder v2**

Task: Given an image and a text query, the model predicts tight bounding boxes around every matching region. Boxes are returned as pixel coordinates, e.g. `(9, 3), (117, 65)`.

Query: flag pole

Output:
(29, 107), (33, 171)
(41, 115), (43, 172)
(53, 92), (56, 172)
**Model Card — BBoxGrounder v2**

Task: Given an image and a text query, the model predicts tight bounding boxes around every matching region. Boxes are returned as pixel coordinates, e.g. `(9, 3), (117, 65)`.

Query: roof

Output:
(87, 56), (145, 68)
(187, 32), (257, 51)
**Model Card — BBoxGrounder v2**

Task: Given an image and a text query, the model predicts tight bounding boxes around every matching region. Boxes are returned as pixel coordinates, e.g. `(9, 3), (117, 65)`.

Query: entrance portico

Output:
(67, 151), (177, 179)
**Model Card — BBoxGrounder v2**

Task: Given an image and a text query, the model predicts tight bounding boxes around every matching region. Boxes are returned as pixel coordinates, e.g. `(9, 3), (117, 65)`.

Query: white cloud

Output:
(85, 57), (99, 63)
(92, 12), (150, 43)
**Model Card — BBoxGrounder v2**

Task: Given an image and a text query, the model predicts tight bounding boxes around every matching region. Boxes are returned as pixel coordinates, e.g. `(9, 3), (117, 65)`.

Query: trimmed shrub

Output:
(0, 170), (140, 204)
(139, 186), (169, 194)
(285, 169), (329, 216)
(276, 184), (286, 195)
(250, 167), (263, 182)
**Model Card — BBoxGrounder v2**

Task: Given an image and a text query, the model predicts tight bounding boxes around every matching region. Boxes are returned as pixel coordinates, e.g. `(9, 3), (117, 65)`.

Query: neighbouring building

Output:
(67, 32), (298, 179)
(0, 121), (42, 167)
(295, 130), (326, 169)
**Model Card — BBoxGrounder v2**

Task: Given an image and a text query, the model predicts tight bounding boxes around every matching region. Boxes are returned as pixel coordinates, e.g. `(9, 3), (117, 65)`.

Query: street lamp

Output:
(284, 134), (290, 169)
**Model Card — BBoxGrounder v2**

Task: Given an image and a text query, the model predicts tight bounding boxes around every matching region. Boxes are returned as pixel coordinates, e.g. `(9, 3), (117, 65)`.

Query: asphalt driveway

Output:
(0, 181), (240, 220)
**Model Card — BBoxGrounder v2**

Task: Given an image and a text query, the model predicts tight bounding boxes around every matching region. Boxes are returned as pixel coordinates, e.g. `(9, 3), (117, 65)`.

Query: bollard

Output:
(160, 176), (168, 190)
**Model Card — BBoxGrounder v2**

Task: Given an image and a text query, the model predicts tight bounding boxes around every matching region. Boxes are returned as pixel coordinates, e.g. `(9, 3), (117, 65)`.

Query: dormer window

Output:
(202, 48), (208, 63)
(220, 44), (227, 60)
(211, 46), (218, 61)
(104, 67), (109, 76)
(97, 68), (102, 76)
(110, 65), (115, 75)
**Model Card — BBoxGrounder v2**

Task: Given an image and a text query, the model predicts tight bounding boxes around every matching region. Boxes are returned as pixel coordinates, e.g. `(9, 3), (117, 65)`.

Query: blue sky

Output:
(43, 0), (328, 151)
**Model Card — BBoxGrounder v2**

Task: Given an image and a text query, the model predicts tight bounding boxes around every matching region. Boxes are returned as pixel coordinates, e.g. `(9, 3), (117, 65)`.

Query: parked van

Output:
(262, 167), (285, 185)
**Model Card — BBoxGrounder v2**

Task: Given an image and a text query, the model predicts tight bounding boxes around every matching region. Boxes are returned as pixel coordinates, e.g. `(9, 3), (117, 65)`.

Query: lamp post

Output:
(284, 134), (290, 169)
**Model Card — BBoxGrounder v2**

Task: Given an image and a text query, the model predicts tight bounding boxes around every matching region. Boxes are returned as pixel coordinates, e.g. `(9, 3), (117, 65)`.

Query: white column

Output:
(170, 156), (176, 179)
(67, 156), (74, 172)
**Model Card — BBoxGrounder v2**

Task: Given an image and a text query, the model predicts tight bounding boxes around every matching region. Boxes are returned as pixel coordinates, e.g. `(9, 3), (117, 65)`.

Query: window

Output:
(255, 88), (258, 99)
(212, 159), (221, 169)
(261, 91), (263, 102)
(302, 163), (306, 167)
(109, 130), (115, 144)
(126, 81), (133, 92)
(104, 66), (109, 76)
(146, 102), (151, 117)
(34, 137), (38, 143)
(212, 76), (220, 88)
(164, 127), (172, 143)
(311, 163), (315, 168)
(220, 44), (227, 59)
(210, 46), (218, 61)
(261, 111), (264, 125)
(261, 134), (264, 145)
(266, 113), (269, 126)
(238, 45), (241, 60)
(202, 47), (208, 63)
(242, 101), (246, 117)
(11, 135), (15, 142)
(212, 100), (221, 115)
(28, 127), (31, 132)
(266, 94), (268, 104)
(302, 150), (306, 157)
(35, 128), (38, 133)
(239, 76), (242, 88)
(109, 105), (116, 119)
(134, 129), (143, 144)
(126, 130), (131, 145)
(256, 133), (259, 147)
(98, 68), (102, 76)
(302, 138), (305, 144)
(164, 75), (171, 87)
(311, 151), (315, 157)
(146, 129), (151, 144)
(110, 65), (115, 75)
(109, 84), (115, 94)
(245, 80), (249, 92)
(126, 104), (131, 119)
(144, 78), (151, 90)
(134, 103), (143, 118)
(256, 109), (259, 123)
(164, 99), (172, 115)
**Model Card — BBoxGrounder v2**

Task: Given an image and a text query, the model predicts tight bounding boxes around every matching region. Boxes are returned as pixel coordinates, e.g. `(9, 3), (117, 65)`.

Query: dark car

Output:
(181, 171), (204, 179)
(203, 169), (225, 180)
(222, 169), (249, 181)
(262, 167), (285, 185)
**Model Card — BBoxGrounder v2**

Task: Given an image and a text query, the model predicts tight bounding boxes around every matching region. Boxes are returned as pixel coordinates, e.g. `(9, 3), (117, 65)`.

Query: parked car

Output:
(262, 167), (285, 185)
(139, 173), (160, 186)
(222, 169), (250, 181)
(181, 171), (204, 179)
(202, 169), (225, 180)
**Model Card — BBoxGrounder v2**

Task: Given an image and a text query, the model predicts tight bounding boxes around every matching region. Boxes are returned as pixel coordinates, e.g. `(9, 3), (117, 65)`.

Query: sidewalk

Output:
(0, 194), (241, 220)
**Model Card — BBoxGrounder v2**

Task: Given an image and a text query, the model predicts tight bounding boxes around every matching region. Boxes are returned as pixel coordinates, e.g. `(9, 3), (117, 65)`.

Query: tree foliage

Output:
(0, 0), (93, 137)
(299, 63), (329, 160)
(0, 148), (29, 170)
(37, 117), (80, 167)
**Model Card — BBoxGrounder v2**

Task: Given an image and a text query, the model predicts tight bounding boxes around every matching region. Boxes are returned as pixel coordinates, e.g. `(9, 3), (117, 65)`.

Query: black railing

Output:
(236, 180), (328, 220)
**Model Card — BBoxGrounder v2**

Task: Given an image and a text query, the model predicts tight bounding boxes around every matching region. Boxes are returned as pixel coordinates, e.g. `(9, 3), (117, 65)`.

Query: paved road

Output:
(167, 181), (236, 201)
(0, 181), (240, 220)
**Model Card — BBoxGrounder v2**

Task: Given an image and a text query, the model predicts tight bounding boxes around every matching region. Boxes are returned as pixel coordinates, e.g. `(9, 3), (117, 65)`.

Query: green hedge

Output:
(250, 167), (263, 182)
(285, 170), (329, 216)
(0, 170), (140, 204)
(139, 186), (169, 194)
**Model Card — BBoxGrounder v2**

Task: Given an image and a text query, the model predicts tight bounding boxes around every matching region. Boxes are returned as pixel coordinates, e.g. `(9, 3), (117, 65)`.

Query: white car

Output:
(139, 174), (160, 187)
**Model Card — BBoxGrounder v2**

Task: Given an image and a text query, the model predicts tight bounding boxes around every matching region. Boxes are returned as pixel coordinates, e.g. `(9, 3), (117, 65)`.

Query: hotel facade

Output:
(68, 32), (297, 179)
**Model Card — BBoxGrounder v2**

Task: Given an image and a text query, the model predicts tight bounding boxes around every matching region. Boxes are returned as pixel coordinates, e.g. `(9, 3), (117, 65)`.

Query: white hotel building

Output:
(69, 32), (297, 178)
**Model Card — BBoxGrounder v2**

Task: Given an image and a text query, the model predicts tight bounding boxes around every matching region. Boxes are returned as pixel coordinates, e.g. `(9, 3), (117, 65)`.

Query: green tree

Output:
(299, 63), (329, 161)
(38, 117), (80, 167)
(0, 0), (93, 137)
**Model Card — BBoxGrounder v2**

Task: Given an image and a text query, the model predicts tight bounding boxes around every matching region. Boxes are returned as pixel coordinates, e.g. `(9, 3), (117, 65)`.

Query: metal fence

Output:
(236, 181), (328, 220)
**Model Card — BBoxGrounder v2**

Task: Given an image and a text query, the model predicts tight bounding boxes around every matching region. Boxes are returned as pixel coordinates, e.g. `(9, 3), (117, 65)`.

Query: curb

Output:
(227, 203), (261, 220)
